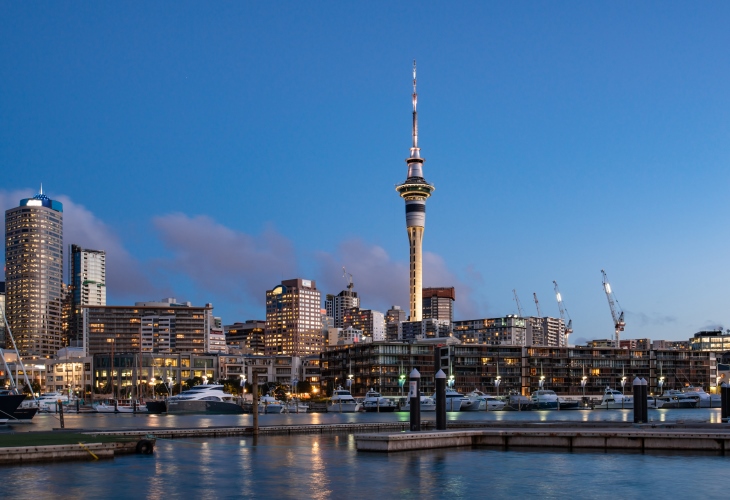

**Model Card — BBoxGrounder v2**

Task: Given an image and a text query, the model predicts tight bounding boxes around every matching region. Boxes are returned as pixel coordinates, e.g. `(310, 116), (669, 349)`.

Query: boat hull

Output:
(326, 402), (359, 413)
(167, 400), (244, 414)
(146, 401), (167, 414)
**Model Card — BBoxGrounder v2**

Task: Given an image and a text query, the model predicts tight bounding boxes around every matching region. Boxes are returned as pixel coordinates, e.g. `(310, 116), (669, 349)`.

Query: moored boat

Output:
(166, 384), (244, 414)
(400, 395), (437, 412)
(361, 389), (398, 412)
(658, 390), (697, 409)
(595, 387), (633, 409)
(681, 386), (721, 408)
(326, 387), (359, 413)
(529, 390), (559, 410)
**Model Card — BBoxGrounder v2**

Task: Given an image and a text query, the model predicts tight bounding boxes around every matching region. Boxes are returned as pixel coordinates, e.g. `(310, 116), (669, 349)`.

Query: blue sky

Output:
(2, 2), (729, 342)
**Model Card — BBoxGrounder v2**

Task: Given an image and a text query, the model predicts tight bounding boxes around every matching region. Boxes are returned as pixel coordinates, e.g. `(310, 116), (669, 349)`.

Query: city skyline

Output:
(2, 4), (730, 342)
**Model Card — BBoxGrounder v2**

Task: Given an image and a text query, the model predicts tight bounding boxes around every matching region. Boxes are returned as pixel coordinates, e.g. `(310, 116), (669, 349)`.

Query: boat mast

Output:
(1, 306), (37, 400)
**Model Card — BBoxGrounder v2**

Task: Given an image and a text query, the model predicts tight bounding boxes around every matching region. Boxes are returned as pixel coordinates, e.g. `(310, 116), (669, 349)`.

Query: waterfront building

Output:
(689, 330), (730, 353)
(385, 305), (405, 341)
(91, 352), (218, 399)
(343, 308), (385, 342)
(44, 347), (92, 395)
(4, 188), (64, 358)
(587, 339), (618, 348)
(325, 289), (359, 329)
(619, 338), (651, 350)
(207, 316), (228, 354)
(67, 245), (106, 345)
(265, 279), (323, 356)
(219, 354), (304, 390)
(401, 318), (451, 341)
(526, 316), (565, 346)
(422, 287), (455, 324)
(327, 326), (363, 347)
(320, 341), (716, 397)
(396, 62), (435, 322)
(83, 298), (213, 356)
(454, 316), (527, 346)
(225, 320), (266, 354)
(653, 339), (690, 350)
(0, 348), (47, 393)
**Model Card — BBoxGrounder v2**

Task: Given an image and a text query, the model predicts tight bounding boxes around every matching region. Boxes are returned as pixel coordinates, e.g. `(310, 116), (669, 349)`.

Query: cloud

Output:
(1, 190), (153, 300)
(314, 238), (480, 319)
(625, 311), (677, 327)
(152, 214), (297, 311)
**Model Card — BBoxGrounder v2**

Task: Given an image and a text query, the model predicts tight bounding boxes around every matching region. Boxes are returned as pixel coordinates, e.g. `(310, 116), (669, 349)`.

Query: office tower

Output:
(4, 188), (64, 358)
(68, 244), (106, 344)
(325, 289), (359, 329)
(265, 279), (322, 356)
(422, 287), (455, 323)
(385, 305), (406, 341)
(396, 62), (434, 321)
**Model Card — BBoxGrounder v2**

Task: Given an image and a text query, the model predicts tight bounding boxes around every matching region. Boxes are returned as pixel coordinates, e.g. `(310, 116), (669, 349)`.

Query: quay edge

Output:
(355, 426), (730, 453)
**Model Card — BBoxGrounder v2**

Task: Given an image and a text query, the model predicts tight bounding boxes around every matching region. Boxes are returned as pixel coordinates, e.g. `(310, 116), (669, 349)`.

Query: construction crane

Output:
(533, 293), (542, 317)
(342, 266), (354, 291)
(601, 269), (625, 346)
(552, 280), (573, 343)
(512, 289), (524, 317)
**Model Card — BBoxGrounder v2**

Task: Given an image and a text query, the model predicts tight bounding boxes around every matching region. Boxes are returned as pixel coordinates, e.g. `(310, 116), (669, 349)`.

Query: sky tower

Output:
(396, 61), (435, 321)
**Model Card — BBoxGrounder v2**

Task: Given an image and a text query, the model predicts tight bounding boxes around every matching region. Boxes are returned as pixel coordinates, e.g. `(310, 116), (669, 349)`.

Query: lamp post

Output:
(448, 375), (454, 389)
(240, 374), (246, 398)
(494, 376), (501, 398)
(150, 377), (156, 399)
(658, 376), (665, 395)
(167, 376), (173, 397)
(399, 374), (405, 398)
(539, 375), (545, 389)
(581, 376), (587, 398)
(621, 376), (627, 395)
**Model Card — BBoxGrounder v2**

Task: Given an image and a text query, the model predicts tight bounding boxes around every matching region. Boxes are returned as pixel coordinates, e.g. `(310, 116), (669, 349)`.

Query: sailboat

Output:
(0, 308), (39, 422)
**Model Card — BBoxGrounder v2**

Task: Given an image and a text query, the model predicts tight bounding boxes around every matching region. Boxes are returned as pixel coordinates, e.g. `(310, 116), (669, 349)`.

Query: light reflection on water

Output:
(1, 432), (728, 499)
(3, 407), (722, 433)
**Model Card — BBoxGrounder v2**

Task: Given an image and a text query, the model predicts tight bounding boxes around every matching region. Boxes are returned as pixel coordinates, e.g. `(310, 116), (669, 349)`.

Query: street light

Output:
(539, 375), (545, 389)
(494, 376), (501, 397)
(448, 375), (455, 389)
(240, 374), (246, 396)
(399, 374), (405, 397)
(621, 376), (627, 395)
(167, 376), (173, 397)
(581, 376), (587, 398)
(658, 376), (665, 395)
(149, 377), (156, 399)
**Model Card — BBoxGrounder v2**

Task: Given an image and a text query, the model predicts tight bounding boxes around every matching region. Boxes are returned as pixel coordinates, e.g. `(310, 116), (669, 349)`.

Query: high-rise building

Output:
(265, 279), (323, 356)
(225, 320), (266, 354)
(68, 244), (106, 344)
(4, 188), (64, 358)
(422, 287), (455, 324)
(325, 289), (359, 328)
(343, 308), (386, 342)
(385, 305), (406, 342)
(396, 62), (434, 322)
(0, 281), (6, 348)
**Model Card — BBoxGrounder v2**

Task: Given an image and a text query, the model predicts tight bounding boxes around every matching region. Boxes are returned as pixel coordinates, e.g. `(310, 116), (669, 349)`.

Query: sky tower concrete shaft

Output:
(396, 61), (434, 321)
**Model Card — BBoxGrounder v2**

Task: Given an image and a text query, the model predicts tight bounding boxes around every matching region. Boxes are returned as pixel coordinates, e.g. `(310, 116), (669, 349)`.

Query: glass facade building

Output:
(4, 190), (64, 358)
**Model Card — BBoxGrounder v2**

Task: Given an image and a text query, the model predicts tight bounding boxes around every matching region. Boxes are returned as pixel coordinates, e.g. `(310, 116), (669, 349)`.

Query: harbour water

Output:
(2, 408), (728, 499)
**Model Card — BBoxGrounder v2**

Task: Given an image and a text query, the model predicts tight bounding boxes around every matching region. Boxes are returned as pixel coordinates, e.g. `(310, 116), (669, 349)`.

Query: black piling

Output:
(721, 383), (729, 421)
(640, 378), (648, 423)
(409, 368), (421, 432)
(633, 377), (643, 424)
(435, 369), (446, 431)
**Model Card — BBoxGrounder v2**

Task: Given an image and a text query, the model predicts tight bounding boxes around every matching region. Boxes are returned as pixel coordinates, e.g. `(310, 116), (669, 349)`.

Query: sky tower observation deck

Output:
(396, 61), (435, 322)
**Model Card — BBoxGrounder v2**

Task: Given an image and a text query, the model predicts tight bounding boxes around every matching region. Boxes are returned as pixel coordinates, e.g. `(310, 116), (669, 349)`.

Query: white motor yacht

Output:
(400, 394), (437, 412)
(260, 394), (285, 414)
(362, 389), (398, 412)
(326, 387), (359, 413)
(21, 392), (74, 413)
(530, 390), (559, 410)
(465, 390), (506, 411)
(681, 386), (721, 408)
(284, 399), (309, 413)
(658, 390), (697, 409)
(431, 389), (471, 411)
(595, 387), (634, 409)
(166, 384), (244, 414)
(93, 400), (147, 413)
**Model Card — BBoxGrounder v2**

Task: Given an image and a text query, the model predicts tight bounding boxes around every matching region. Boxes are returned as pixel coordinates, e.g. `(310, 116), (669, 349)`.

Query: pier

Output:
(355, 421), (730, 453)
